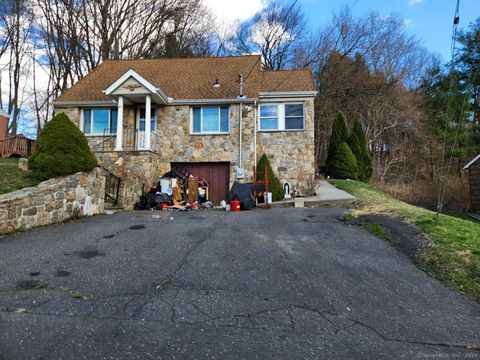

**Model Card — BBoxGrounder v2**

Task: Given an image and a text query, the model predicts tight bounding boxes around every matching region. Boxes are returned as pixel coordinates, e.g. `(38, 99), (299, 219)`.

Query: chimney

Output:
(0, 110), (9, 140)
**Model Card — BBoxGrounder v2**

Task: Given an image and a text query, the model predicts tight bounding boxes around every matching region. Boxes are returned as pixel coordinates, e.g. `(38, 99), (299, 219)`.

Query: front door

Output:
(136, 106), (156, 149)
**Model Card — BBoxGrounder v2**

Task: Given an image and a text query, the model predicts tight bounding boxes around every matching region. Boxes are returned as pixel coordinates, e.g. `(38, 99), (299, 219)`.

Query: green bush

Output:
(256, 154), (284, 201)
(326, 113), (349, 174)
(29, 113), (97, 180)
(330, 142), (359, 180)
(348, 119), (372, 182)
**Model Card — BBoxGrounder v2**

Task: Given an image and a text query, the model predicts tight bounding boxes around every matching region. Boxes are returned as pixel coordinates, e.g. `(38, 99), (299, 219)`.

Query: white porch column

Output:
(145, 94), (151, 150)
(115, 95), (124, 151)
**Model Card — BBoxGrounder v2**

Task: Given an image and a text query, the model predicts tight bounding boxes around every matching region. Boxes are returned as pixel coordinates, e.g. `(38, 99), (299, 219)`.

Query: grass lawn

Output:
(330, 179), (480, 301)
(0, 158), (40, 195)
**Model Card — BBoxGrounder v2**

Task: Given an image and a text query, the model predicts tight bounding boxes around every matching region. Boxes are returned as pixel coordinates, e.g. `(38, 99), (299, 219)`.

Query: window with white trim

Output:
(83, 108), (118, 135)
(259, 103), (305, 131)
(191, 106), (229, 134)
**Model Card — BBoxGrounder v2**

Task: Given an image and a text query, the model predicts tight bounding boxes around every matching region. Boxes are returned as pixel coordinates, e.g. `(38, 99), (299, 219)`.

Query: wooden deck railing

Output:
(0, 136), (35, 158)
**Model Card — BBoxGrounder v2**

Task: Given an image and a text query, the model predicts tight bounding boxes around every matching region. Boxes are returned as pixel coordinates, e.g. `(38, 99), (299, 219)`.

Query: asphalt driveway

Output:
(0, 207), (479, 359)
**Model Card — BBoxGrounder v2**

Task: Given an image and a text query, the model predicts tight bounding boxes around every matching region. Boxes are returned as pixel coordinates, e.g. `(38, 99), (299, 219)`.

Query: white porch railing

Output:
(90, 128), (159, 153)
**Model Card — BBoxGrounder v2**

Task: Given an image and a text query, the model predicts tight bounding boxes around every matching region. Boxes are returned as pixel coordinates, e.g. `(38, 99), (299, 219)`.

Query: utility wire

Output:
(436, 0), (468, 216)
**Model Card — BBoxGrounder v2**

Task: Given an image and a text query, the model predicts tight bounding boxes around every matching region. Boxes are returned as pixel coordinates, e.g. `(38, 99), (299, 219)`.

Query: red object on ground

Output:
(231, 199), (240, 212)
(161, 203), (168, 210)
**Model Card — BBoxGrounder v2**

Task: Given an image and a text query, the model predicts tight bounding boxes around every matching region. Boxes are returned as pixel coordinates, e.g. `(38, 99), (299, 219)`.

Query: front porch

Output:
(85, 69), (168, 154)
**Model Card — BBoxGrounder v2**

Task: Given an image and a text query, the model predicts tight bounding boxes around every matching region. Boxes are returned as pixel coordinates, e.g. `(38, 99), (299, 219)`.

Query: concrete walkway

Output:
(268, 180), (356, 208)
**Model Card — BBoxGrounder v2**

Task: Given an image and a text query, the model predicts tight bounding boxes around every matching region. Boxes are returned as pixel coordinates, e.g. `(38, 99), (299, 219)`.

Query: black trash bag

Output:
(228, 182), (255, 210)
(147, 193), (157, 208)
(134, 184), (149, 210)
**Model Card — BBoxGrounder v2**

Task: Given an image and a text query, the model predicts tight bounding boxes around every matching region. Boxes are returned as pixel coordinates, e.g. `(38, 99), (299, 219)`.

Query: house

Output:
(0, 110), (35, 158)
(53, 55), (317, 209)
(463, 154), (480, 211)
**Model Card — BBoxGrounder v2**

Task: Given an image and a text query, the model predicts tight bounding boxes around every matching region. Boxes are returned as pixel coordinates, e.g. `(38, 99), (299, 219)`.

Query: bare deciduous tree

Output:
(230, 0), (307, 70)
(34, 0), (213, 98)
(309, 8), (431, 87)
(0, 0), (34, 135)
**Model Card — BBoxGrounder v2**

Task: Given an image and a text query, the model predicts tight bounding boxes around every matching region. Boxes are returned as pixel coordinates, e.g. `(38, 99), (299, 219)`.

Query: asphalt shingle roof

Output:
(55, 55), (315, 102)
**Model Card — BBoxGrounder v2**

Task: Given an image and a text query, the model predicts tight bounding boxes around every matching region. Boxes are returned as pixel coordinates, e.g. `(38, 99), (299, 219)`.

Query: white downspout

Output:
(239, 101), (242, 169)
(254, 100), (257, 169)
(238, 74), (244, 170)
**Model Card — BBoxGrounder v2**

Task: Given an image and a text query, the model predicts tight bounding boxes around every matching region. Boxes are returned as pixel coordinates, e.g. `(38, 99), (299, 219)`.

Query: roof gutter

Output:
(259, 91), (317, 99)
(52, 98), (260, 108)
(53, 91), (318, 108)
(53, 101), (118, 108)
(169, 98), (257, 105)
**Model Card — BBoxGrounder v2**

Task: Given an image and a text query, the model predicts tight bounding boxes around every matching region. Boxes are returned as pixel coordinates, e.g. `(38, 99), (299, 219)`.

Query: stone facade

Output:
(152, 100), (316, 193)
(56, 99), (316, 207)
(0, 168), (105, 235)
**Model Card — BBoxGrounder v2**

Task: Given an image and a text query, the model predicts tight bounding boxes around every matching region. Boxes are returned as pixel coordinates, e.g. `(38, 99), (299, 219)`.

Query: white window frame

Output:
(136, 105), (157, 132)
(258, 103), (305, 132)
(81, 108), (118, 136)
(190, 106), (230, 135)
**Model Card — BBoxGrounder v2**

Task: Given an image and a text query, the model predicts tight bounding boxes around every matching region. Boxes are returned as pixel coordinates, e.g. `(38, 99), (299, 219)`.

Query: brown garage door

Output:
(172, 162), (230, 203)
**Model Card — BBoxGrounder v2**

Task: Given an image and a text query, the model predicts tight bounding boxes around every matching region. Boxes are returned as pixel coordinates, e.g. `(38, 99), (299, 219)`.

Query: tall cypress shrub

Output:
(29, 113), (97, 180)
(326, 113), (349, 174)
(348, 119), (372, 181)
(257, 154), (284, 201)
(330, 142), (359, 180)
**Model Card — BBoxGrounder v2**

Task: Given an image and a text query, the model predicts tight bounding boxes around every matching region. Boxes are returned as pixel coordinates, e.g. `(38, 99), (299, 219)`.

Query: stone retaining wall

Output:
(0, 168), (105, 235)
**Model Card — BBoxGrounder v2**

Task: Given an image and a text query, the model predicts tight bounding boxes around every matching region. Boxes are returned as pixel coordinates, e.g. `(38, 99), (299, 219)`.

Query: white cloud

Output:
(204, 0), (266, 25)
(404, 19), (413, 27)
(408, 0), (423, 6)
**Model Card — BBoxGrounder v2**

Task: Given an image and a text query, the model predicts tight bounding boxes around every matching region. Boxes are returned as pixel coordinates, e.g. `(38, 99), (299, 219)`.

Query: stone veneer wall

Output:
(153, 100), (316, 193)
(56, 98), (316, 206)
(0, 168), (105, 235)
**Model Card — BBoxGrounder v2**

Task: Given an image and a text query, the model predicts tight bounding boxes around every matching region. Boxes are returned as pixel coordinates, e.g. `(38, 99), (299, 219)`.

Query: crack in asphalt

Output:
(172, 222), (215, 280)
(2, 296), (479, 351)
(290, 305), (480, 351)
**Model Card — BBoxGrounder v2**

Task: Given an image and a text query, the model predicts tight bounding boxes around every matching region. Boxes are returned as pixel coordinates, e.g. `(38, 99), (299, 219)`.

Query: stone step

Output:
(104, 201), (124, 214)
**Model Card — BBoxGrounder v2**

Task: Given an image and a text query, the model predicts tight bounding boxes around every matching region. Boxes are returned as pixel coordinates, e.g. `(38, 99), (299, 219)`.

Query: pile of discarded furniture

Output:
(134, 164), (213, 211)
(134, 165), (271, 212)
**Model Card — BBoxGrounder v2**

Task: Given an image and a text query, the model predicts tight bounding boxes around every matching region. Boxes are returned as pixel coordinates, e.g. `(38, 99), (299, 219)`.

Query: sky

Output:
(206, 0), (480, 63)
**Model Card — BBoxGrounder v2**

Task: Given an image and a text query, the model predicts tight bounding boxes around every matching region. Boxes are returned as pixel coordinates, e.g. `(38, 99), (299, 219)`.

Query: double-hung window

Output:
(83, 108), (118, 135)
(259, 105), (279, 130)
(191, 106), (229, 134)
(259, 103), (305, 131)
